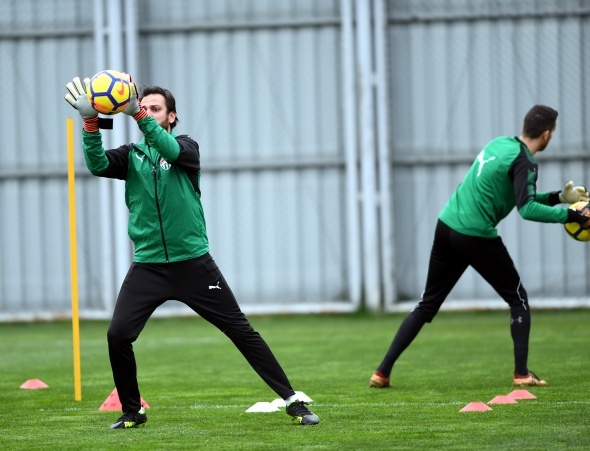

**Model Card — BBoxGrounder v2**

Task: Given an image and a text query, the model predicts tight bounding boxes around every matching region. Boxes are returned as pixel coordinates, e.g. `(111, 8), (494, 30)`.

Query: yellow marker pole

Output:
(67, 118), (82, 401)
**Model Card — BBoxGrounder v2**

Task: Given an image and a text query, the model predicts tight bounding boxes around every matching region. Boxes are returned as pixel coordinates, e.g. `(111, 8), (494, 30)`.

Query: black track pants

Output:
(415, 220), (529, 321)
(107, 253), (296, 413)
(378, 220), (531, 375)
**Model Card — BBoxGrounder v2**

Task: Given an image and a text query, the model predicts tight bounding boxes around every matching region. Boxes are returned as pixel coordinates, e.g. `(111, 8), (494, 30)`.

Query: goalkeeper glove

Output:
(559, 181), (589, 204)
(65, 77), (98, 119)
(567, 207), (590, 228)
(121, 74), (147, 120)
(65, 77), (99, 132)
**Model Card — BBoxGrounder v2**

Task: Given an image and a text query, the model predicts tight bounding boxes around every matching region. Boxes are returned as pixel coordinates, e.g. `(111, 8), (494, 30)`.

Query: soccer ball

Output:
(87, 69), (131, 115)
(564, 201), (590, 242)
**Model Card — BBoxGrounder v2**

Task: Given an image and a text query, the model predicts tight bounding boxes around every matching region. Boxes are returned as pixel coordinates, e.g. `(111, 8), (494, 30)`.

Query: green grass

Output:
(0, 310), (589, 450)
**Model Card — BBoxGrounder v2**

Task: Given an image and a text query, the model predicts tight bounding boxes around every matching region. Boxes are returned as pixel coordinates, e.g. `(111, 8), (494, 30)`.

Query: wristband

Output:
(133, 107), (148, 122)
(568, 208), (590, 227)
(548, 191), (561, 206)
(83, 117), (99, 133)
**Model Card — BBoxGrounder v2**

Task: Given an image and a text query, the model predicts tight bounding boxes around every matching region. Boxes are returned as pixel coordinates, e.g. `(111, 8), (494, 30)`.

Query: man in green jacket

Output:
(369, 105), (590, 390)
(65, 75), (319, 429)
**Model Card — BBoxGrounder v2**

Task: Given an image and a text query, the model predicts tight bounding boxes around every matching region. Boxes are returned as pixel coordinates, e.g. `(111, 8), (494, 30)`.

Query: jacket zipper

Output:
(151, 162), (169, 263)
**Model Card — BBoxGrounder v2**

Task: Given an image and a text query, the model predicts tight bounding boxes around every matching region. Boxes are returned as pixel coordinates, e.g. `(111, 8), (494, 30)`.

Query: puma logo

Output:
(476, 151), (496, 176)
(208, 281), (221, 290)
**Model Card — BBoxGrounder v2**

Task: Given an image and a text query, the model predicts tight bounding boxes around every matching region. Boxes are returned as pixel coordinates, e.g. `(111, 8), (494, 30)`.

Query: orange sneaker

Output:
(369, 372), (392, 388)
(513, 371), (547, 386)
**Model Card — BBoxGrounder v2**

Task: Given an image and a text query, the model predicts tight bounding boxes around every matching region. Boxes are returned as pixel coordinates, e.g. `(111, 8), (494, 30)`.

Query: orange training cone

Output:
(459, 401), (493, 412)
(99, 388), (150, 411)
(507, 389), (536, 400)
(20, 379), (49, 389)
(488, 395), (517, 405)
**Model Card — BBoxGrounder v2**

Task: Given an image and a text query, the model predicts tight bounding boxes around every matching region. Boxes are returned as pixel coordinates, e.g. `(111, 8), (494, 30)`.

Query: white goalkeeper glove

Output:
(559, 181), (589, 204)
(64, 77), (98, 119)
(121, 73), (142, 117)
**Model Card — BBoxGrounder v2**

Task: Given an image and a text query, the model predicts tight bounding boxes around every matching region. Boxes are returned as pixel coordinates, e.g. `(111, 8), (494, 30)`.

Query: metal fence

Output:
(0, 0), (589, 321)
(386, 0), (590, 311)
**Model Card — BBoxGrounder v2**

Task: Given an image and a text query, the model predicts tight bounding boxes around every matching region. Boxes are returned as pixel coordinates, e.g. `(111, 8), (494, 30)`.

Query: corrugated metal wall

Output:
(0, 0), (350, 319)
(1, 0), (589, 320)
(143, 1), (347, 308)
(0, 0), (98, 319)
(134, 0), (350, 313)
(387, 0), (590, 307)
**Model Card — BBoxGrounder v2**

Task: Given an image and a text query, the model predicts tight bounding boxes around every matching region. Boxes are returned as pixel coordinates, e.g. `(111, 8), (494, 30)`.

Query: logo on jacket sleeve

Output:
(160, 158), (171, 170)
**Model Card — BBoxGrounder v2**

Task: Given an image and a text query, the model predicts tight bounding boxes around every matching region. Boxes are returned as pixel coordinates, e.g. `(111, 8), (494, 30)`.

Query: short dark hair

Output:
(522, 105), (558, 139)
(138, 84), (180, 129)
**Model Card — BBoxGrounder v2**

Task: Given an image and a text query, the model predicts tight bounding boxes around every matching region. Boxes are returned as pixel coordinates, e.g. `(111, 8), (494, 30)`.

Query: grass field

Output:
(1, 309), (589, 450)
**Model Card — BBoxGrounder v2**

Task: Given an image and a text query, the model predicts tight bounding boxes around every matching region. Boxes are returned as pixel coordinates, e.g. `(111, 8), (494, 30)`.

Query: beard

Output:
(158, 118), (171, 132)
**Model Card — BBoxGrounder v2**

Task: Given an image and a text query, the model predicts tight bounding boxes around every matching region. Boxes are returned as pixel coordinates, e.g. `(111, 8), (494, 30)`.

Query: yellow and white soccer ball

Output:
(87, 69), (131, 115)
(564, 201), (590, 242)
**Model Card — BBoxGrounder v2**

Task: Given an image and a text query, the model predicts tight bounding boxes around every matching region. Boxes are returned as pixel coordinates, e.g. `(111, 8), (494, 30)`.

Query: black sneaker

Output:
(286, 400), (319, 425)
(109, 407), (147, 429)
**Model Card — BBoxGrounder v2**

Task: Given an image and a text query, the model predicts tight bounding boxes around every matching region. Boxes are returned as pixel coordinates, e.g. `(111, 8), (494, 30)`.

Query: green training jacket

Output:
(82, 116), (209, 263)
(439, 136), (569, 238)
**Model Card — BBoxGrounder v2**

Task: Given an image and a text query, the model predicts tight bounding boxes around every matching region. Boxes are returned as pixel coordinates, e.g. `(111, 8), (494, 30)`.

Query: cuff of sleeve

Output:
(548, 191), (561, 206)
(133, 108), (148, 122)
(566, 208), (587, 223)
(567, 208), (579, 224)
(83, 117), (99, 133)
